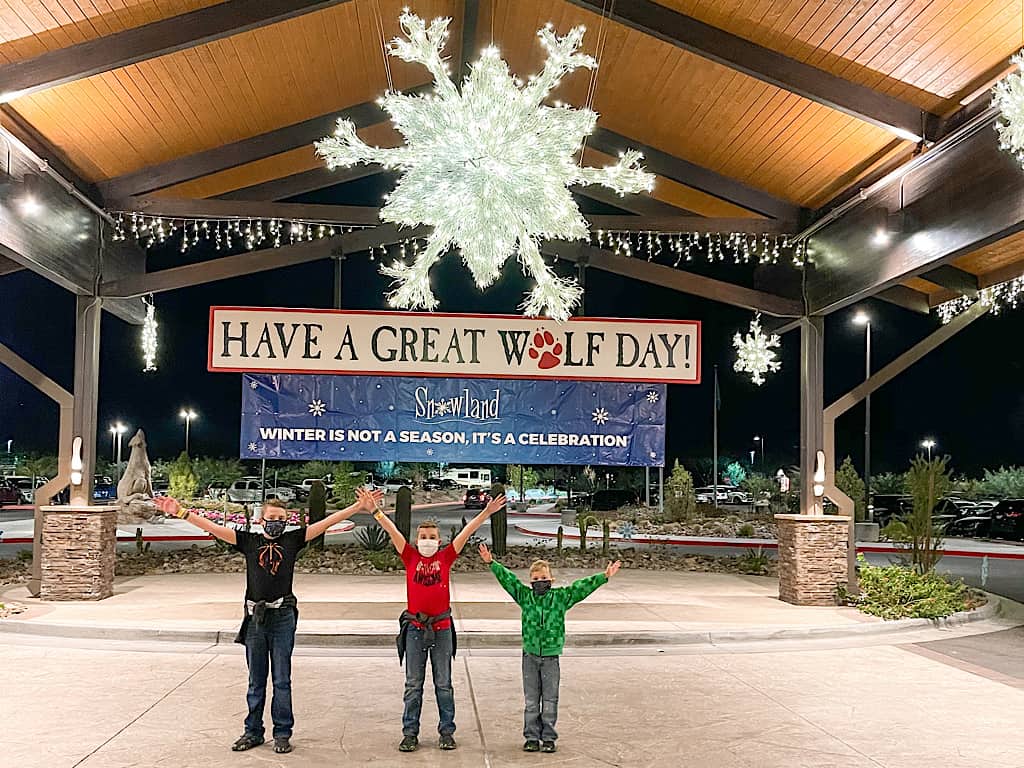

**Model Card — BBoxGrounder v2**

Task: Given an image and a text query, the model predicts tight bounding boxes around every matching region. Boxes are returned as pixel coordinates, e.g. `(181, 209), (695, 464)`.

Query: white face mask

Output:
(416, 538), (439, 557)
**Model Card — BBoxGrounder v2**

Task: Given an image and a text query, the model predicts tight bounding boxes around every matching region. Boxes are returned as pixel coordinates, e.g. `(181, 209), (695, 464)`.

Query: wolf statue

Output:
(117, 429), (159, 521)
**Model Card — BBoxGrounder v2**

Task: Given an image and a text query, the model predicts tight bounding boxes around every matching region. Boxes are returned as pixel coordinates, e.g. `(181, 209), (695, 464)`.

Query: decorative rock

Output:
(774, 514), (850, 606)
(40, 506), (118, 600)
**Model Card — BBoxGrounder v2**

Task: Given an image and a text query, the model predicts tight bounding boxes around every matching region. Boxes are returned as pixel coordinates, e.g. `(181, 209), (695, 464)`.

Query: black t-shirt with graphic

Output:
(233, 528), (307, 602)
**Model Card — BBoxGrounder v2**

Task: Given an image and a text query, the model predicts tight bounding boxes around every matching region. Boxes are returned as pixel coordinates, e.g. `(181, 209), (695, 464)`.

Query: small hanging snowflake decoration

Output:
(733, 313), (781, 386)
(315, 12), (654, 321)
(993, 52), (1024, 167)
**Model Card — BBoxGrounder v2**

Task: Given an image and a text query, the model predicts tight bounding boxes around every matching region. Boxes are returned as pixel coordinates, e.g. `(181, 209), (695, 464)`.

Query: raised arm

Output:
(479, 544), (529, 603)
(563, 560), (621, 609)
(452, 494), (505, 554)
(154, 496), (237, 545)
(371, 500), (407, 554)
(305, 487), (382, 542)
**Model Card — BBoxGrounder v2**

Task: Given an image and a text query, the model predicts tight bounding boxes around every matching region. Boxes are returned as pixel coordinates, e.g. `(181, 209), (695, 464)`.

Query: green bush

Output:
(737, 522), (755, 537)
(665, 459), (696, 522)
(871, 472), (907, 495)
(168, 451), (199, 500)
(835, 456), (866, 521)
(737, 547), (770, 574)
(366, 549), (402, 571)
(850, 556), (968, 619)
(904, 455), (952, 573)
(978, 466), (1024, 499)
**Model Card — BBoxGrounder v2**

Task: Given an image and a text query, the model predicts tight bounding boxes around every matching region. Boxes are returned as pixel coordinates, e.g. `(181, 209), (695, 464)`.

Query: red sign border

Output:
(208, 306), (702, 385)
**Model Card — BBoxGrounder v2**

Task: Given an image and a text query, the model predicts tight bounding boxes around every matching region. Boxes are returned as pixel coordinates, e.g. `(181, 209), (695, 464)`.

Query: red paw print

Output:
(528, 330), (563, 370)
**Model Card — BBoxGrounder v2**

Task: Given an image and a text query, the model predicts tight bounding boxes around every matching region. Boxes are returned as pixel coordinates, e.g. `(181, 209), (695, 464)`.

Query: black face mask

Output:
(263, 519), (287, 538)
(531, 579), (552, 597)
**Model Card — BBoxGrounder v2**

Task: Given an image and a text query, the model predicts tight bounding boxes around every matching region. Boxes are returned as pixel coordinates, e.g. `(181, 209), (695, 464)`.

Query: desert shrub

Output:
(737, 547), (770, 574)
(366, 549), (402, 571)
(737, 522), (755, 537)
(849, 556), (968, 620)
(835, 456), (866, 521)
(664, 460), (696, 522)
(168, 451), (198, 500)
(871, 472), (907, 495)
(355, 524), (390, 552)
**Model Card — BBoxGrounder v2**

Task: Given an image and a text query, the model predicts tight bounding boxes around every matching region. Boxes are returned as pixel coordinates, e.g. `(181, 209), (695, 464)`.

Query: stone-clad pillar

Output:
(775, 514), (850, 606)
(40, 506), (118, 600)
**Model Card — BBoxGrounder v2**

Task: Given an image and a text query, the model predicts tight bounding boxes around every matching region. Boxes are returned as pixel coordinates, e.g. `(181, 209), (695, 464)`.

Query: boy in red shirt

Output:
(374, 493), (506, 752)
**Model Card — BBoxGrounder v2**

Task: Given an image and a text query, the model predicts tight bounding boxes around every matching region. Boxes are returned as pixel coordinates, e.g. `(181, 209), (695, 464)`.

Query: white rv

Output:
(440, 467), (492, 488)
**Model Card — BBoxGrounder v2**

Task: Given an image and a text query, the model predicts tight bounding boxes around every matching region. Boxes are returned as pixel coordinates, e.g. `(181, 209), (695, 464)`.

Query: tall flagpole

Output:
(713, 365), (719, 510)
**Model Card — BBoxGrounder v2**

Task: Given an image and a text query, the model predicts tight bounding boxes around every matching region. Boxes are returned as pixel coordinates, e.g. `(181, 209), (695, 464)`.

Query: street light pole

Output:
(180, 409), (198, 455)
(921, 439), (936, 461)
(753, 435), (765, 468)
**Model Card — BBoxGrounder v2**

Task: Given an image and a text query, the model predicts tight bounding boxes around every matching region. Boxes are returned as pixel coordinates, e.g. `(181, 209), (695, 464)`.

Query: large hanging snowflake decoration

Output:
(315, 12), (655, 320)
(993, 51), (1024, 167)
(733, 313), (781, 386)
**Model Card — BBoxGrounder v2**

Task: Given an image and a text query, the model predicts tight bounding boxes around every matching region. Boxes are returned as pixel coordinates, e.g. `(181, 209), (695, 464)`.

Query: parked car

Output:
(224, 478), (296, 504)
(931, 497), (977, 526)
(423, 478), (457, 491)
(93, 475), (116, 501)
(152, 480), (169, 497)
(6, 475), (47, 504)
(463, 487), (491, 509)
(0, 478), (22, 506)
(382, 477), (413, 493)
(299, 477), (329, 494)
(946, 500), (1023, 539)
(694, 486), (730, 504)
(870, 494), (915, 527)
(591, 488), (638, 511)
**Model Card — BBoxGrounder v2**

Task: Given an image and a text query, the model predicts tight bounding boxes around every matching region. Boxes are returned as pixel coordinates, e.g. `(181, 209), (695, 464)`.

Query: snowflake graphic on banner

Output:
(733, 313), (782, 385)
(247, 442), (258, 453)
(426, 448), (435, 457)
(434, 400), (451, 416)
(314, 11), (654, 320)
(308, 399), (327, 417)
(645, 390), (660, 404)
(591, 407), (610, 426)
(249, 380), (259, 390)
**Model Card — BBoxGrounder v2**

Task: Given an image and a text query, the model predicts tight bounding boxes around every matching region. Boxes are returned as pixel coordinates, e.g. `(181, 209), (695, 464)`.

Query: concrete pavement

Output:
(4, 628), (1024, 768)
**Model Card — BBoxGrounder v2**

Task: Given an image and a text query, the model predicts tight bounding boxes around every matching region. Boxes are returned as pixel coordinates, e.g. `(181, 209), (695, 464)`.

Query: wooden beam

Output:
(0, 256), (23, 277)
(109, 197), (383, 226)
(574, 185), (694, 217)
(101, 224), (428, 298)
(921, 265), (979, 297)
(875, 285), (931, 314)
(459, 0), (481, 79)
(589, 128), (802, 220)
(217, 165), (382, 202)
(543, 240), (802, 316)
(564, 0), (932, 141)
(98, 96), (394, 200)
(978, 259), (1024, 290)
(0, 1), (352, 102)
(584, 215), (795, 233)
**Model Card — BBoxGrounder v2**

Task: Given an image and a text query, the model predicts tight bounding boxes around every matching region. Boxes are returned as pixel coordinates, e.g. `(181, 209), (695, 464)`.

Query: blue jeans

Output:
(523, 653), (560, 742)
(243, 607), (297, 739)
(402, 625), (455, 737)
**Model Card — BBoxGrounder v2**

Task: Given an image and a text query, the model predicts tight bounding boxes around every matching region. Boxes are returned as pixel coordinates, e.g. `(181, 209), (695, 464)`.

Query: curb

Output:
(0, 595), (1001, 648)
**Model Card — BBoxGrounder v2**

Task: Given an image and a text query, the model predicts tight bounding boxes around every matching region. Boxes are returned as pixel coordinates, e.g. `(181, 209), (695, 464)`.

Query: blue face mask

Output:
(263, 519), (287, 538)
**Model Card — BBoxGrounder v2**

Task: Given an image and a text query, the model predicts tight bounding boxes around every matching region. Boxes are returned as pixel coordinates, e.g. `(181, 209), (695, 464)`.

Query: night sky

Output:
(1, 179), (1023, 479)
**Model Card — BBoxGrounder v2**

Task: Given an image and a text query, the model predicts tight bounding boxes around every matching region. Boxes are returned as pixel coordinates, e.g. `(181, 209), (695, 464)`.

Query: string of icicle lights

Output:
(110, 211), (370, 252)
(111, 211), (808, 268)
(936, 274), (1024, 323)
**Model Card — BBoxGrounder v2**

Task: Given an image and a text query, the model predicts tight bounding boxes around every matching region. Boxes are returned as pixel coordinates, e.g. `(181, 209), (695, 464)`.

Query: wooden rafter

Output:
(0, 1), (353, 102)
(563, 0), (934, 141)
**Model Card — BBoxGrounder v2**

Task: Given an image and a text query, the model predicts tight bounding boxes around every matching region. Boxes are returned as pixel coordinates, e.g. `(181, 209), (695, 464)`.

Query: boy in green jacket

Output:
(479, 543), (621, 753)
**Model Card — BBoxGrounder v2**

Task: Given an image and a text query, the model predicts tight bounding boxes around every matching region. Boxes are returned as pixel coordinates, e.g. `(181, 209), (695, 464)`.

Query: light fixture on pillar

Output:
(812, 450), (826, 515)
(141, 296), (158, 372)
(70, 436), (84, 504)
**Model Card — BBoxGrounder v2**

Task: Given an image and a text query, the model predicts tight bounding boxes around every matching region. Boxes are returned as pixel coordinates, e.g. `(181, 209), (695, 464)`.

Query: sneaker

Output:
(274, 737), (293, 754)
(541, 741), (557, 753)
(439, 734), (457, 750)
(231, 733), (264, 752)
(398, 735), (419, 752)
(523, 740), (541, 752)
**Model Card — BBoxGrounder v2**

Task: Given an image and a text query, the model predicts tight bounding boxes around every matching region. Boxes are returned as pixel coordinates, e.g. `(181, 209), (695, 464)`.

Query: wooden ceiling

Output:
(1, 0), (1023, 297)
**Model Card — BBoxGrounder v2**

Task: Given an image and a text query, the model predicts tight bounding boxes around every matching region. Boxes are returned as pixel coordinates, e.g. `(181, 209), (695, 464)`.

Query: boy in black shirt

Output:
(155, 487), (381, 754)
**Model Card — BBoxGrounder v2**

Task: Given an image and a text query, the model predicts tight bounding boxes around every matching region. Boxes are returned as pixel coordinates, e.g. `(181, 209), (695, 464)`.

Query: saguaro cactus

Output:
(557, 525), (564, 553)
(490, 481), (508, 556)
(308, 480), (328, 550)
(395, 485), (413, 540)
(576, 512), (598, 552)
(602, 519), (611, 557)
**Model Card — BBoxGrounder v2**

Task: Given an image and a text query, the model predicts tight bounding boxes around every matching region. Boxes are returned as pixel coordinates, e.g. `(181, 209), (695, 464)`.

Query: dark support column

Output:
(73, 295), (102, 504)
(332, 252), (345, 309)
(799, 317), (824, 515)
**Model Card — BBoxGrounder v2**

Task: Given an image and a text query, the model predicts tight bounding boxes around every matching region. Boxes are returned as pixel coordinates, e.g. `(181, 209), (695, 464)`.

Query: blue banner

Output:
(240, 374), (666, 466)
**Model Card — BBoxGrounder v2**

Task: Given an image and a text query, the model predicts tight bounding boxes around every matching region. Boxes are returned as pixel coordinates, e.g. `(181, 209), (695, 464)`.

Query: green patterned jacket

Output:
(489, 560), (608, 656)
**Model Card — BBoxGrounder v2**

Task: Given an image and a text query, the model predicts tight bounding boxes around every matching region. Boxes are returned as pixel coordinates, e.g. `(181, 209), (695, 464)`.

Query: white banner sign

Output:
(208, 308), (700, 384)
